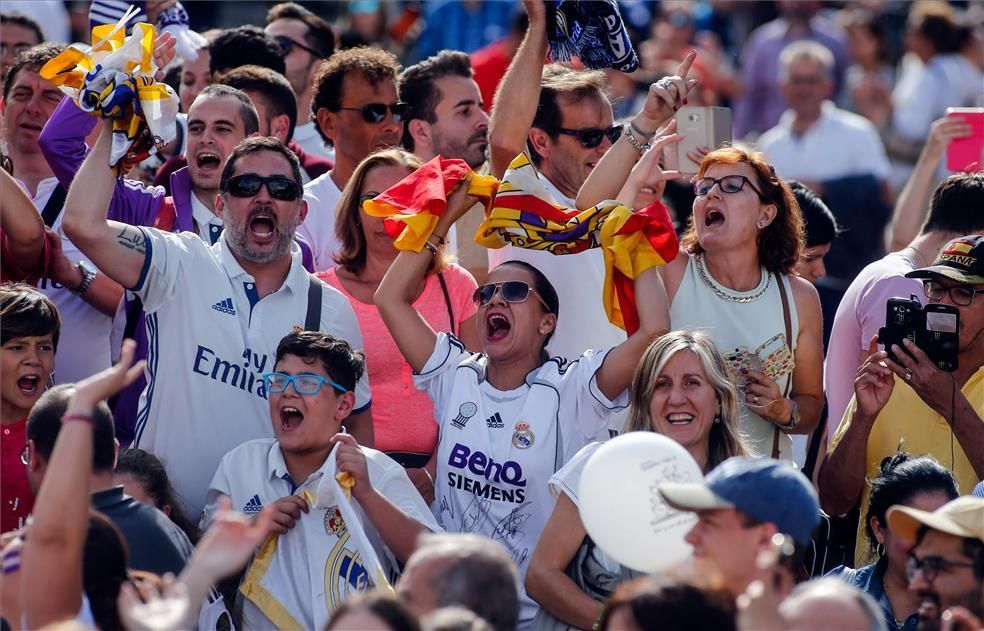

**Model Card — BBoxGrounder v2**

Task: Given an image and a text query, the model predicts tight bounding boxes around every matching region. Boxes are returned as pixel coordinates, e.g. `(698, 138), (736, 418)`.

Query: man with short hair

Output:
(887, 496), (984, 627)
(208, 25), (286, 80)
(820, 235), (984, 564)
(659, 456), (821, 597)
(0, 12), (43, 81)
(3, 44), (124, 384)
(265, 1), (335, 161)
(25, 384), (193, 576)
(778, 578), (884, 631)
(63, 135), (371, 516)
(300, 47), (404, 271)
(397, 533), (520, 631)
(486, 0), (627, 359)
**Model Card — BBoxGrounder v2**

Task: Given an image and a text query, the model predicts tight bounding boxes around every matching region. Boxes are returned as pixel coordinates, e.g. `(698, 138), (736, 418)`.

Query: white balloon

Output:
(578, 433), (703, 573)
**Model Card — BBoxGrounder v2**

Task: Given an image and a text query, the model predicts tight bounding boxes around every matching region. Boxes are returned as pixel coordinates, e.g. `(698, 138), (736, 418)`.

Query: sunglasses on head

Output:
(555, 125), (622, 149)
(339, 102), (411, 124)
(223, 173), (302, 201)
(472, 281), (550, 310)
(272, 34), (324, 59)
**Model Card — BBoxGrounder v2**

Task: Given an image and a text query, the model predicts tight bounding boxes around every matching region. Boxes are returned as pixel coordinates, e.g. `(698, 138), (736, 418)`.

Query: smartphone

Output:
(946, 107), (984, 172)
(878, 298), (959, 372)
(672, 106), (732, 175)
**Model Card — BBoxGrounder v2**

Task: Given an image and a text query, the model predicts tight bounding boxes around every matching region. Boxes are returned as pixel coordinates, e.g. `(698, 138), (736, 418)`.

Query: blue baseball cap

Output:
(659, 456), (820, 545)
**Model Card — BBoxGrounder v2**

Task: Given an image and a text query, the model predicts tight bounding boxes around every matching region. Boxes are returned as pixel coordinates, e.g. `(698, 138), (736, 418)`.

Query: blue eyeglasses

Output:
(262, 372), (348, 395)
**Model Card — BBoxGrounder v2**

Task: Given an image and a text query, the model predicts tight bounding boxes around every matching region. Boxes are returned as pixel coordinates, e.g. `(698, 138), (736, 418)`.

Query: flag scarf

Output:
(40, 10), (179, 175)
(239, 447), (390, 630)
(366, 153), (678, 334)
(545, 0), (640, 72)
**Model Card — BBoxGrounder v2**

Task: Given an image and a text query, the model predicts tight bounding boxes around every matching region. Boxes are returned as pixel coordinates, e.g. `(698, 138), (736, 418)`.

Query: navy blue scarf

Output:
(546, 0), (639, 72)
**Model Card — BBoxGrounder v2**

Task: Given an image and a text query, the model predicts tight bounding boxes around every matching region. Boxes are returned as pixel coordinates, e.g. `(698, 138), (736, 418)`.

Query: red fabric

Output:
(0, 228), (54, 285)
(370, 156), (473, 239)
(471, 40), (512, 113)
(1, 419), (33, 533)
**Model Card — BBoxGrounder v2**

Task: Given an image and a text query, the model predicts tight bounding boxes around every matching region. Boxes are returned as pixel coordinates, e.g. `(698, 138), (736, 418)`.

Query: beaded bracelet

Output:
(61, 413), (94, 425)
(431, 233), (448, 245)
(623, 126), (652, 153)
(422, 240), (438, 257)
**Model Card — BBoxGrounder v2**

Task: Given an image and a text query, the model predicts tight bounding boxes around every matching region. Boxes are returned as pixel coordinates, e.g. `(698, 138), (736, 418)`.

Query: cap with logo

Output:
(905, 234), (984, 285)
(658, 456), (820, 545)
(886, 496), (984, 543)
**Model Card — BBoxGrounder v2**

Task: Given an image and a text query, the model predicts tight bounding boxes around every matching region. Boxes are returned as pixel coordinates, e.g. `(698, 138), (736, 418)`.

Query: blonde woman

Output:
(526, 330), (748, 630)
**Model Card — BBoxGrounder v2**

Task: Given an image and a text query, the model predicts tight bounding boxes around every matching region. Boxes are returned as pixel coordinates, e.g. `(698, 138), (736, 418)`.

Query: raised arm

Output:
(575, 52), (698, 210)
(24, 341), (144, 630)
(61, 123), (151, 289)
(488, 0), (548, 178)
(375, 183), (478, 372)
(885, 115), (972, 252)
(0, 167), (47, 274)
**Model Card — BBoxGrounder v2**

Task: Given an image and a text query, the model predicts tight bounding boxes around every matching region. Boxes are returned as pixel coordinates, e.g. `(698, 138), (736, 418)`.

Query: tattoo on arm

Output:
(116, 226), (147, 254)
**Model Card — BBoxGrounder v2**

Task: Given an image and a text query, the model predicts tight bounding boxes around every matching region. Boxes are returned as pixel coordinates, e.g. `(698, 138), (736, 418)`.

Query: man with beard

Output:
(299, 47), (404, 271)
(887, 497), (984, 630)
(400, 50), (489, 281)
(63, 135), (371, 517)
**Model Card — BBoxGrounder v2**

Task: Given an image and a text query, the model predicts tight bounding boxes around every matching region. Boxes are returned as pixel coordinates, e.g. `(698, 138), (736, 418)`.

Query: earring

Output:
(876, 543), (886, 557)
(756, 220), (765, 229)
(713, 413), (721, 424)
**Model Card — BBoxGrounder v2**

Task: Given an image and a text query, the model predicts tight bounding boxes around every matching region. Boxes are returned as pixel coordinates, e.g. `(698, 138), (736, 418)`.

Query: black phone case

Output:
(879, 298), (959, 372)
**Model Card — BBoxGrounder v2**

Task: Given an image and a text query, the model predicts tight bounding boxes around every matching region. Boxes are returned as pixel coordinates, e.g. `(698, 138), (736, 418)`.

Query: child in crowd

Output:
(202, 330), (439, 629)
(0, 283), (60, 533)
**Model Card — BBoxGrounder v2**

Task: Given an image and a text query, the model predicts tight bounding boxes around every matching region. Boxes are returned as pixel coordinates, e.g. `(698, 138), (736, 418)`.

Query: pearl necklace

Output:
(695, 254), (771, 303)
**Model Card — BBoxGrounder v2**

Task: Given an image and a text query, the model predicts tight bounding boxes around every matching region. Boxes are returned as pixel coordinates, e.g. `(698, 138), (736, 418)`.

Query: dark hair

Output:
(921, 172), (984, 236)
(908, 2), (971, 55)
(218, 65), (297, 142)
(865, 452), (959, 554)
(115, 448), (201, 544)
(841, 9), (891, 65)
(266, 2), (335, 60)
(219, 135), (302, 192)
(682, 146), (804, 274)
(310, 46), (401, 147)
(399, 50), (474, 152)
(84, 510), (129, 631)
(27, 384), (116, 472)
(193, 83), (260, 136)
(493, 260), (559, 361)
(528, 64), (607, 165)
(3, 42), (66, 100)
(324, 590), (420, 631)
(209, 26), (286, 77)
(600, 576), (736, 631)
(274, 330), (365, 393)
(1, 283), (61, 350)
(788, 181), (838, 247)
(0, 13), (44, 47)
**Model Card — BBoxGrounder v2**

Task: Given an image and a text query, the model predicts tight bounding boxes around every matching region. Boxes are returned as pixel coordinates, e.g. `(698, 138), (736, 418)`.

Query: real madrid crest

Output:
(324, 505), (347, 535)
(511, 421), (535, 449)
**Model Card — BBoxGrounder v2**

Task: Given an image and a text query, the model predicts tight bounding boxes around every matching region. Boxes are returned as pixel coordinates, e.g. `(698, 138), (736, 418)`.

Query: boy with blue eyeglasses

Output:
(202, 330), (439, 629)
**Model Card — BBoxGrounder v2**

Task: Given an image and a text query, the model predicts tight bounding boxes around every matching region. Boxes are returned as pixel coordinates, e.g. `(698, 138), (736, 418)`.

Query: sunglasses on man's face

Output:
(555, 125), (622, 149)
(472, 281), (550, 310)
(272, 34), (324, 59)
(339, 102), (411, 124)
(223, 173), (302, 201)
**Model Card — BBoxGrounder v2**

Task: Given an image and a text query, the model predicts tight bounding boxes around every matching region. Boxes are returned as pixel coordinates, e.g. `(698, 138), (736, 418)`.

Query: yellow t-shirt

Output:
(829, 368), (983, 566)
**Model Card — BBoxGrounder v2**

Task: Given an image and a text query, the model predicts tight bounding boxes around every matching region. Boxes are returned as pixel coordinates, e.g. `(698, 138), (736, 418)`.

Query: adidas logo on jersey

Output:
(485, 412), (504, 428)
(211, 298), (236, 315)
(242, 494), (263, 513)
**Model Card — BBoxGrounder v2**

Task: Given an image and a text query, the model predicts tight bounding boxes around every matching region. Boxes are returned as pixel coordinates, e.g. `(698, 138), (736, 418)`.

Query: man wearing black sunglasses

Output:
(301, 46), (404, 271)
(265, 2), (335, 161)
(62, 134), (372, 516)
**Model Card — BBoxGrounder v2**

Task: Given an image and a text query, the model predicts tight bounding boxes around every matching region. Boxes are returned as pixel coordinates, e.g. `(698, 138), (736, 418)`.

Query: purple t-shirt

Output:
(824, 253), (922, 438)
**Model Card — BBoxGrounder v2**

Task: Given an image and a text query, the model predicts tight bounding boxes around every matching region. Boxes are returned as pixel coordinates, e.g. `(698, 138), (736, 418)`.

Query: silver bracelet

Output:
(623, 125), (652, 153)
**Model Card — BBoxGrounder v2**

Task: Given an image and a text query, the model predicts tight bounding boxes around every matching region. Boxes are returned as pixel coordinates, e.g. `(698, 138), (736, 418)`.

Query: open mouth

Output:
(485, 313), (511, 342)
(280, 406), (303, 432)
(666, 413), (695, 426)
(248, 210), (276, 240)
(196, 152), (221, 170)
(704, 209), (725, 227)
(16, 375), (40, 396)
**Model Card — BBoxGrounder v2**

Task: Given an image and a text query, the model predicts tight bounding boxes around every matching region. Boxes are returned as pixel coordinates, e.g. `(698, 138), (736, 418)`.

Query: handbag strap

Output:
(40, 184), (68, 227)
(305, 274), (323, 331)
(772, 272), (793, 459)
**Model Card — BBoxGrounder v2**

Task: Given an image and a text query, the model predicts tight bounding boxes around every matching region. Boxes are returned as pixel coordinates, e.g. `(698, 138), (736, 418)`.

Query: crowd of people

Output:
(0, 0), (982, 630)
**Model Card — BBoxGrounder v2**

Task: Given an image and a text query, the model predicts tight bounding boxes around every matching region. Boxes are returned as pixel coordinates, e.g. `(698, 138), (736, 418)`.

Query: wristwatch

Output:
(780, 400), (800, 432)
(72, 260), (97, 296)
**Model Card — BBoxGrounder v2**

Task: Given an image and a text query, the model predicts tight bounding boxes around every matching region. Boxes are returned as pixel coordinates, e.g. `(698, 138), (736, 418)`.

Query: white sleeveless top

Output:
(670, 255), (799, 460)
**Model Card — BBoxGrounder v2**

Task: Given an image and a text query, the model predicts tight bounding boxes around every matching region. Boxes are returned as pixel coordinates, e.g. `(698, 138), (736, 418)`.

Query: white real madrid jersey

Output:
(414, 333), (625, 629)
(130, 229), (371, 516)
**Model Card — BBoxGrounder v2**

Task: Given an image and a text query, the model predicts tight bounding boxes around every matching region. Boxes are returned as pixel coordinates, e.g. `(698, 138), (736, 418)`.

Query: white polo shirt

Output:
(299, 172), (343, 272)
(203, 438), (440, 629)
(131, 228), (371, 516)
(757, 101), (891, 182)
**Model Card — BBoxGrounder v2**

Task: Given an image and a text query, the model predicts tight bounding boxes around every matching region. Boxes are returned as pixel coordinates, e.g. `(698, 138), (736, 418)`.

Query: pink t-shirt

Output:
(824, 252), (922, 439)
(318, 265), (478, 455)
